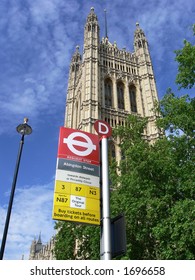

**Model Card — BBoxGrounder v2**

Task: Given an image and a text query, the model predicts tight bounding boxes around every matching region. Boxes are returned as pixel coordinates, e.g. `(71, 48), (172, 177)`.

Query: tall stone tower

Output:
(65, 8), (160, 158)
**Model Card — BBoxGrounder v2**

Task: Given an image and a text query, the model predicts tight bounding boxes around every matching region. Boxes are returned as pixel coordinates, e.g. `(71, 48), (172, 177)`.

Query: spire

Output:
(37, 232), (42, 244)
(104, 9), (108, 38)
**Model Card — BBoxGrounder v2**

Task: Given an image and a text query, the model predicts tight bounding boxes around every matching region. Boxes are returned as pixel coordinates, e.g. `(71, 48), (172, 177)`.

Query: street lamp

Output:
(0, 118), (32, 260)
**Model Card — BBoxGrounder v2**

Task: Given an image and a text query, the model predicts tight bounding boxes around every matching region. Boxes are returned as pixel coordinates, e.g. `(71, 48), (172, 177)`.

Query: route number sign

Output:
(94, 120), (112, 138)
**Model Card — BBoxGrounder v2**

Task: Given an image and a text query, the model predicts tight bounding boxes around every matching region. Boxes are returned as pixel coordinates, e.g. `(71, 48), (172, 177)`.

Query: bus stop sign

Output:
(94, 120), (112, 138)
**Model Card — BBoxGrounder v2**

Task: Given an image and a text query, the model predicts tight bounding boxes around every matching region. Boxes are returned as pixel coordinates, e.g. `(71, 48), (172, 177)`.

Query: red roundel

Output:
(57, 127), (99, 165)
(94, 120), (112, 138)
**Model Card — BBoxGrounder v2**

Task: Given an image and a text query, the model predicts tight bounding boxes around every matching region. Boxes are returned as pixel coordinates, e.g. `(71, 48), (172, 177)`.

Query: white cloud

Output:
(0, 182), (56, 260)
(0, 0), (77, 135)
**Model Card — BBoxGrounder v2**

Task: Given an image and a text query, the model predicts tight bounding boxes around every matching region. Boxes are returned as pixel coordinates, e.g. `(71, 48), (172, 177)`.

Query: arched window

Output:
(138, 40), (142, 48)
(108, 141), (116, 163)
(129, 85), (137, 112)
(117, 82), (124, 109)
(74, 100), (78, 128)
(104, 78), (112, 107)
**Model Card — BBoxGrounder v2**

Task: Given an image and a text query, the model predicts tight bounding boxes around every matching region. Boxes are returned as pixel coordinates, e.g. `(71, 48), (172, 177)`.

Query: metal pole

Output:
(104, 9), (108, 39)
(0, 135), (24, 260)
(101, 136), (111, 260)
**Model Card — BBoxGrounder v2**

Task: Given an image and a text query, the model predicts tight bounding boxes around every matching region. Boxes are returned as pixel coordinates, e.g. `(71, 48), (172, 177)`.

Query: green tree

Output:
(110, 108), (195, 259)
(54, 222), (77, 259)
(54, 221), (100, 259)
(175, 25), (195, 89)
(156, 89), (195, 137)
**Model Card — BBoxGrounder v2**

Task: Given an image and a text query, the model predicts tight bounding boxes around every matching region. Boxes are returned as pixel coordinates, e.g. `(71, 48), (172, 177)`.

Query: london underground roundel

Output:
(57, 127), (99, 165)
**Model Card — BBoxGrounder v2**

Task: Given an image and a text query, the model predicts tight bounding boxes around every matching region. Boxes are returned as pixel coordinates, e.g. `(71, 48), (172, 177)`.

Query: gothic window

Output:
(117, 82), (125, 109)
(138, 40), (142, 48)
(92, 24), (95, 32)
(129, 85), (137, 112)
(111, 143), (116, 158)
(75, 101), (78, 128)
(108, 141), (116, 163)
(104, 78), (112, 107)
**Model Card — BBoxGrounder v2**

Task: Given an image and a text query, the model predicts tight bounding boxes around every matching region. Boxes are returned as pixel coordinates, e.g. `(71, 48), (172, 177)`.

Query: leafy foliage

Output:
(54, 222), (100, 260)
(110, 110), (195, 259)
(175, 25), (195, 89)
(156, 89), (195, 137)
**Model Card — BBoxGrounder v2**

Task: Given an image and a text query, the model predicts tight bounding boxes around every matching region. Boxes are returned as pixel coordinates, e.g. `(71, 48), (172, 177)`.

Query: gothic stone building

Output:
(29, 7), (159, 260)
(29, 234), (55, 260)
(65, 7), (160, 161)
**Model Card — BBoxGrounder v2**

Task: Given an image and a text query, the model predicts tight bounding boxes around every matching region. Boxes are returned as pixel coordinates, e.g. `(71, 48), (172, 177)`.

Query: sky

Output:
(0, 0), (194, 260)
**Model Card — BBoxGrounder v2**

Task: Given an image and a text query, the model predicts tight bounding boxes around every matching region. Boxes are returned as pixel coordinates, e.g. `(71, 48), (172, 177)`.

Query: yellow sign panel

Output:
(53, 170), (100, 225)
(52, 205), (100, 225)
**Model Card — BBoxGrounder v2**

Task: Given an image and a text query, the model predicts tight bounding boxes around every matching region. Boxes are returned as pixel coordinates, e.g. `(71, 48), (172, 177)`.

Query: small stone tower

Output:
(29, 234), (55, 260)
(29, 234), (44, 260)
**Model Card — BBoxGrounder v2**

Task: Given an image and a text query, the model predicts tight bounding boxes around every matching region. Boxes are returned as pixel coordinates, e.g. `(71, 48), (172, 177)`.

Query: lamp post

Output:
(0, 118), (32, 260)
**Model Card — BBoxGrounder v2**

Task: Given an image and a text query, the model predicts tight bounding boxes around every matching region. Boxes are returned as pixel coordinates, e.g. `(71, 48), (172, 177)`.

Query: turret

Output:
(84, 7), (100, 52)
(29, 238), (36, 259)
(68, 45), (82, 88)
(82, 7), (100, 132)
(65, 46), (82, 128)
(134, 23), (160, 141)
(70, 46), (82, 75)
(134, 22), (149, 52)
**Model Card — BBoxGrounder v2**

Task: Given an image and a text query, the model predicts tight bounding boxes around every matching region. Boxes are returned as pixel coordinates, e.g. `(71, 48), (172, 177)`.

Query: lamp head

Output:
(16, 118), (32, 135)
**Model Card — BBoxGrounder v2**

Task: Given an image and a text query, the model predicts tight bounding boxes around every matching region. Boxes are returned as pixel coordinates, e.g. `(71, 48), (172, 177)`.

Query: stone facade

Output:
(29, 234), (55, 260)
(65, 7), (160, 161)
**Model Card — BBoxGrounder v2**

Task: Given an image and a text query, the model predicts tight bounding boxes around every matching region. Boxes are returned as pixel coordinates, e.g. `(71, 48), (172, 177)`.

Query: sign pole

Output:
(101, 136), (111, 260)
(94, 120), (112, 260)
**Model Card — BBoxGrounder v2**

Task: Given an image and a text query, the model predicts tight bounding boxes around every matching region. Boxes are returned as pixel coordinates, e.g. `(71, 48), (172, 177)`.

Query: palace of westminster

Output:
(29, 7), (160, 260)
